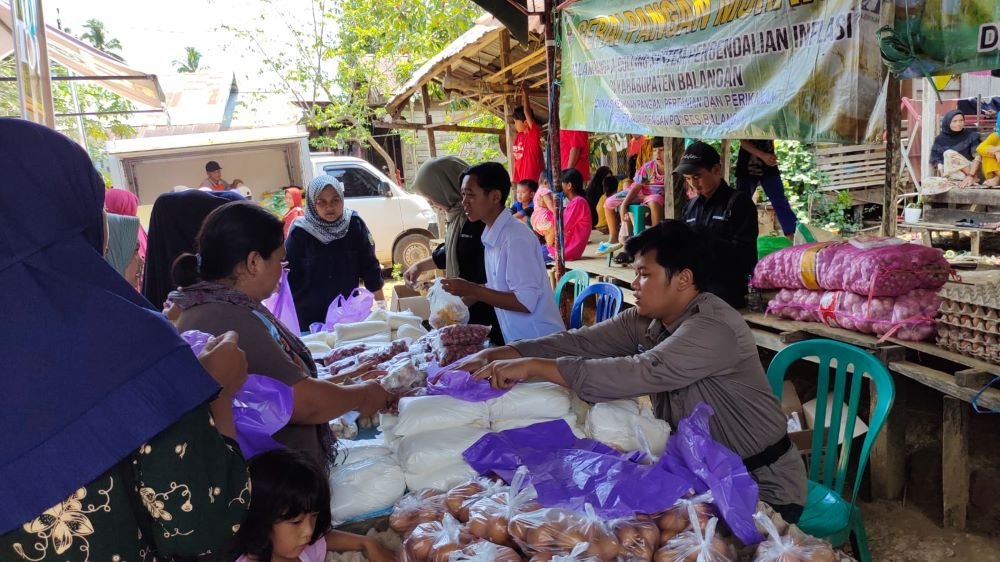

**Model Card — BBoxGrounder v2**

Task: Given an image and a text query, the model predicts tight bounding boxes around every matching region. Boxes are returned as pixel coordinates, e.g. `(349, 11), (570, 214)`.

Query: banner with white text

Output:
(559, 0), (889, 144)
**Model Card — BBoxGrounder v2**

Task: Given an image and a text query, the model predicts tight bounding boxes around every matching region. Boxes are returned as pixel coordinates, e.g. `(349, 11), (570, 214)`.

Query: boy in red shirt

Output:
(512, 89), (544, 184)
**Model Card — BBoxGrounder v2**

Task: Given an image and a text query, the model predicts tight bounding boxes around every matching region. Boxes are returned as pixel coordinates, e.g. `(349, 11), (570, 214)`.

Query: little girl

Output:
(233, 449), (395, 562)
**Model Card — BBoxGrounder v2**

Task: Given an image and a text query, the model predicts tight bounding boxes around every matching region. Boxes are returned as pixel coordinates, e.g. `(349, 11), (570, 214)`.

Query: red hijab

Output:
(283, 187), (305, 238)
(104, 188), (147, 258)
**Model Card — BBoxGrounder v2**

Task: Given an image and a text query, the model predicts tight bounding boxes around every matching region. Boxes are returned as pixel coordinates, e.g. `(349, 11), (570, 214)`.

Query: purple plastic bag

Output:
(181, 330), (213, 355)
(322, 288), (374, 330)
(463, 419), (622, 483)
(528, 448), (693, 518)
(262, 268), (300, 334)
(232, 375), (294, 458)
(426, 362), (509, 402)
(180, 331), (294, 459)
(659, 403), (762, 545)
(463, 420), (691, 518)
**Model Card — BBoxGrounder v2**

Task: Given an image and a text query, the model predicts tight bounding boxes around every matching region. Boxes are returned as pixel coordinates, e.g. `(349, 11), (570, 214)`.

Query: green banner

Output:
(559, 0), (888, 144)
(892, 1), (1000, 78)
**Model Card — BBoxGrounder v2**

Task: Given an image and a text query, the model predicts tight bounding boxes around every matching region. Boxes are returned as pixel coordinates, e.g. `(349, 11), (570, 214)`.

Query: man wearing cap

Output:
(676, 141), (758, 309)
(199, 161), (230, 191)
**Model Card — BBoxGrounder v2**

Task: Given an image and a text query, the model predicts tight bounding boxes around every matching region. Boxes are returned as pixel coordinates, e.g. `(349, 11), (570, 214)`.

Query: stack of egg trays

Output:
(937, 282), (1000, 365)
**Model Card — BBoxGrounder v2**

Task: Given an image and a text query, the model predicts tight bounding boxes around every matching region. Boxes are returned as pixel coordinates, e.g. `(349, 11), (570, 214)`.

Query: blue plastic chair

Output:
(766, 340), (895, 562)
(554, 269), (590, 306)
(569, 283), (623, 329)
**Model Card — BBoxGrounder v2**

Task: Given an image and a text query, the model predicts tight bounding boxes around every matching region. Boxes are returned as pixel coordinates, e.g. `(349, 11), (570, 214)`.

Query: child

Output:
(233, 449), (395, 562)
(510, 179), (537, 224)
(530, 175), (556, 240)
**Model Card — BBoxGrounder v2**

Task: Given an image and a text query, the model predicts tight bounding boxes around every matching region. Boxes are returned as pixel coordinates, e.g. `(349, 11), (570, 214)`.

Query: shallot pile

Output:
(766, 288), (941, 341)
(752, 241), (950, 297)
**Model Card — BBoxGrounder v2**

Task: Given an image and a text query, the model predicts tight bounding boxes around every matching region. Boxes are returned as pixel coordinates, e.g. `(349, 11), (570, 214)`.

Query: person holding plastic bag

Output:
(171, 202), (393, 468)
(286, 174), (385, 331)
(456, 221), (806, 522)
(0, 119), (250, 558)
(438, 162), (564, 343)
(403, 156), (503, 344)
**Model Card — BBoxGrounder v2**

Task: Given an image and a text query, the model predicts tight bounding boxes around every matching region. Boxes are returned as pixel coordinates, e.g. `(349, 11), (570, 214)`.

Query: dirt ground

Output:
(864, 499), (1000, 561)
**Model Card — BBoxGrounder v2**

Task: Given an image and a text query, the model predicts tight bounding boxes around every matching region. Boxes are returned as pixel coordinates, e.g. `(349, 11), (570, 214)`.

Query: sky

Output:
(42, 0), (325, 92)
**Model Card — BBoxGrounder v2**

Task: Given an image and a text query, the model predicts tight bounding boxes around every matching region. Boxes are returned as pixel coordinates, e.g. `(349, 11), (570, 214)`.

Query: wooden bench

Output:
(900, 188), (1000, 255)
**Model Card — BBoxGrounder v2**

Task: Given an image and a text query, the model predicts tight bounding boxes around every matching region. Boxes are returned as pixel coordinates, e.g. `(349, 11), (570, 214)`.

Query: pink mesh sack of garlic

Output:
(767, 288), (941, 341)
(752, 238), (951, 297)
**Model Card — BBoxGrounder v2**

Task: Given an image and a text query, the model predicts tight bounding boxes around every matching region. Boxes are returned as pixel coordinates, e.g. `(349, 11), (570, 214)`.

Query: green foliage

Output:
(81, 19), (124, 61)
(0, 57), (136, 166)
(442, 113), (504, 163)
(173, 47), (203, 73)
(772, 140), (857, 234)
(589, 133), (624, 170)
(224, 0), (482, 172)
(390, 263), (404, 282)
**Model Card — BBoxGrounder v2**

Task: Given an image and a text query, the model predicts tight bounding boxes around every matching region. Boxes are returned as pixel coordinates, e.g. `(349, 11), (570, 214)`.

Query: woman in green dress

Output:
(0, 118), (251, 560)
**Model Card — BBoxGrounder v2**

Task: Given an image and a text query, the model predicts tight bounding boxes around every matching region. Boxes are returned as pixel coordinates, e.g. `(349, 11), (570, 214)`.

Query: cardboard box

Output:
(780, 381), (869, 456)
(780, 381), (815, 455)
(390, 285), (430, 320)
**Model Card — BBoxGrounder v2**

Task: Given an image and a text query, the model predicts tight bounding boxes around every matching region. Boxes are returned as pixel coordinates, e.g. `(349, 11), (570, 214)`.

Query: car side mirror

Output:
(381, 181), (394, 197)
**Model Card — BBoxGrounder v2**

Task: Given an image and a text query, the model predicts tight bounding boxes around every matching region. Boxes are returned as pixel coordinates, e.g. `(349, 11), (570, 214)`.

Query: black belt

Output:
(743, 434), (792, 472)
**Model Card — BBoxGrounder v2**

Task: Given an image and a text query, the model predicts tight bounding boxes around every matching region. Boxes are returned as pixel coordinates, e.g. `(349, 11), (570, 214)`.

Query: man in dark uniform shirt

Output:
(676, 142), (758, 309)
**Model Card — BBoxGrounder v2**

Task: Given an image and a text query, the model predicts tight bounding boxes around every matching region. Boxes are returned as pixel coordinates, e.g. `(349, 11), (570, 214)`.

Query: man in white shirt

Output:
(441, 162), (565, 342)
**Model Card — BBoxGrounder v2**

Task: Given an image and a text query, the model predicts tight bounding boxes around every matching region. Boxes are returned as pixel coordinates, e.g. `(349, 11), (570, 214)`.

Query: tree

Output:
(1, 56), (135, 172)
(80, 19), (125, 62)
(224, 0), (483, 175)
(173, 47), (203, 73)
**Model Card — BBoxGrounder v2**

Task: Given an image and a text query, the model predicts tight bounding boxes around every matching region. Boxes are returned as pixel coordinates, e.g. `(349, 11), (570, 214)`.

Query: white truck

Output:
(105, 126), (436, 268)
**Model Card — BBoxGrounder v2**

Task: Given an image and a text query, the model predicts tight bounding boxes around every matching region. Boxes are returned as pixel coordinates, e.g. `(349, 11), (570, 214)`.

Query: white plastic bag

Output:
(398, 323), (429, 341)
(586, 400), (671, 456)
(397, 426), (489, 474)
(487, 382), (571, 422)
(329, 456), (406, 524)
(428, 279), (470, 329)
(405, 461), (480, 493)
(395, 395), (490, 437)
(335, 320), (391, 344)
(336, 438), (393, 466)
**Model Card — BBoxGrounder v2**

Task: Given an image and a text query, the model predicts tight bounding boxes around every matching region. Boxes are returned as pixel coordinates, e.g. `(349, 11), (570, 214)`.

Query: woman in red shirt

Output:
(282, 187), (305, 238)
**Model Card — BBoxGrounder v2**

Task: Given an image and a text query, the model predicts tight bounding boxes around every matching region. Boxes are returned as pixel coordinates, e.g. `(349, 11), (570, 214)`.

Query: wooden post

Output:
(920, 78), (936, 182)
(500, 29), (516, 182)
(869, 378), (906, 500)
(670, 138), (687, 220)
(421, 84), (437, 158)
(544, 0), (564, 277)
(882, 78), (902, 236)
(721, 139), (732, 182)
(663, 137), (676, 220)
(942, 396), (969, 530)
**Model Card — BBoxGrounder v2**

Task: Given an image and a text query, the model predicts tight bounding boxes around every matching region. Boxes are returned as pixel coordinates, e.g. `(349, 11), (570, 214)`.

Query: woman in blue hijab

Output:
(0, 119), (250, 559)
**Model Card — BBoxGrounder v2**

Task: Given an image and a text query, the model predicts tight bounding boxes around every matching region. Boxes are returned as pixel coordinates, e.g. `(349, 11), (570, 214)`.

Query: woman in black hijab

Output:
(928, 110), (982, 189)
(142, 189), (245, 308)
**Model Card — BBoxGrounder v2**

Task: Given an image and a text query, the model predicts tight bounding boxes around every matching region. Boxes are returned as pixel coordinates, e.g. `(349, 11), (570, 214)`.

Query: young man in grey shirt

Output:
(457, 220), (806, 522)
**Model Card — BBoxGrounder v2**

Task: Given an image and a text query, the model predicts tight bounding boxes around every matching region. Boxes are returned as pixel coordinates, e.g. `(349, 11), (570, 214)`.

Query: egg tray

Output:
(938, 282), (1000, 309)
(937, 325), (1000, 365)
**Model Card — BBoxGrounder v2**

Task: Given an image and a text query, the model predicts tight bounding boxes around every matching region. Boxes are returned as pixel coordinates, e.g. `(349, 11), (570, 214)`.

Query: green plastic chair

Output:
(766, 339), (895, 562)
(628, 204), (651, 235)
(553, 269), (590, 306)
